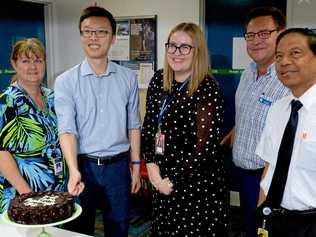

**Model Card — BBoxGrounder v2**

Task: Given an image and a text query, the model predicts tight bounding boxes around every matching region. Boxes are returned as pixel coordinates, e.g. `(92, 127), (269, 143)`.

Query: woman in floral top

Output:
(0, 38), (67, 213)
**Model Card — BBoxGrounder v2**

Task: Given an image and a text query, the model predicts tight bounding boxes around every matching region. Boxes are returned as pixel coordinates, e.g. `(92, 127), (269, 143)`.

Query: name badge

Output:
(259, 94), (272, 106)
(52, 150), (63, 176)
(53, 159), (63, 176)
(155, 129), (165, 155)
(257, 228), (268, 237)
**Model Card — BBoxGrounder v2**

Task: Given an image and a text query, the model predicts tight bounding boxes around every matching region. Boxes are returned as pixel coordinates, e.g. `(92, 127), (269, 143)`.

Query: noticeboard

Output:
(109, 15), (157, 89)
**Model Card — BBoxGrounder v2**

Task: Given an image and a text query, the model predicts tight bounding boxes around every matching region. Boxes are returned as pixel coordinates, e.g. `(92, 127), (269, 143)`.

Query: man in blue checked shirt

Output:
(54, 6), (141, 237)
(221, 7), (289, 237)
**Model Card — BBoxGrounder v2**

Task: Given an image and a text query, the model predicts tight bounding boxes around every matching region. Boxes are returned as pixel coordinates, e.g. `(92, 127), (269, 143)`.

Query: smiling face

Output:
(12, 52), (45, 86)
(80, 16), (115, 60)
(276, 33), (316, 97)
(246, 16), (279, 68)
(166, 31), (194, 81)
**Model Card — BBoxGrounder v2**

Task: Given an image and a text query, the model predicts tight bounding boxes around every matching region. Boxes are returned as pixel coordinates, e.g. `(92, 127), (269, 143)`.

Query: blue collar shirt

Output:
(233, 61), (289, 169)
(54, 58), (141, 156)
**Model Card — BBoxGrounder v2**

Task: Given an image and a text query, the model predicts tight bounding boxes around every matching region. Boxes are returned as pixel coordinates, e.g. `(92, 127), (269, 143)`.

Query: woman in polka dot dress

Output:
(141, 22), (229, 236)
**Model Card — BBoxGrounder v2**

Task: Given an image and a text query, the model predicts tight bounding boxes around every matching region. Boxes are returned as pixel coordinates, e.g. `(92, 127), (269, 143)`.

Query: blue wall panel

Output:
(0, 2), (45, 92)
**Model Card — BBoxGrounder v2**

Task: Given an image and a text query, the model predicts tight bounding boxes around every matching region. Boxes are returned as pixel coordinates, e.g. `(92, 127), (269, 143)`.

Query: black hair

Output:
(276, 28), (316, 54)
(79, 6), (116, 35)
(245, 6), (286, 30)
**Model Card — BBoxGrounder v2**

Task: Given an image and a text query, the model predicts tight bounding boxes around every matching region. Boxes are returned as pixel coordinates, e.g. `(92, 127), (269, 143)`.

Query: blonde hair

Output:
(163, 23), (210, 96)
(10, 38), (46, 84)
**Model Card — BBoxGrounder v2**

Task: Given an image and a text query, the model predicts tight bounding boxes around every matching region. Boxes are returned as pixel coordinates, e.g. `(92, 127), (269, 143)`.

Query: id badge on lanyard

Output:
(155, 127), (165, 155)
(52, 148), (63, 176)
(257, 228), (268, 237)
(154, 80), (188, 155)
(155, 95), (169, 155)
(155, 79), (188, 155)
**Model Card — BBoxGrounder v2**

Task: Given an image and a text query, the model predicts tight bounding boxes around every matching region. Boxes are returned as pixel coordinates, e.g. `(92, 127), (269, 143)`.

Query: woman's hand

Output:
(146, 162), (174, 195)
(146, 163), (162, 188)
(157, 177), (173, 195)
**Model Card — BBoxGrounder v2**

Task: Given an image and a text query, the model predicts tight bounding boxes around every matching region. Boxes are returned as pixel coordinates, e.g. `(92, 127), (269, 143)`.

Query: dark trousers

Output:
(256, 207), (316, 237)
(236, 166), (264, 237)
(64, 154), (131, 237)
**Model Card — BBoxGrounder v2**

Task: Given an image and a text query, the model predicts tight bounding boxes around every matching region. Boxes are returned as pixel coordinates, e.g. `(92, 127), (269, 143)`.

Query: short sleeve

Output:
(255, 110), (274, 164)
(0, 97), (7, 150)
(0, 91), (15, 151)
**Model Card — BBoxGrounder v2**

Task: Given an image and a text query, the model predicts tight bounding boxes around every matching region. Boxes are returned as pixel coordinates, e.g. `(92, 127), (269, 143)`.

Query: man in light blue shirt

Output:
(54, 6), (141, 237)
(221, 7), (288, 237)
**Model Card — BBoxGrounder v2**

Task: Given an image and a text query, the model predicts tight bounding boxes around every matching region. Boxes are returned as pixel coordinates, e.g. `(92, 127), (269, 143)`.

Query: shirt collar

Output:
(292, 83), (316, 111)
(250, 61), (276, 78)
(80, 58), (117, 77)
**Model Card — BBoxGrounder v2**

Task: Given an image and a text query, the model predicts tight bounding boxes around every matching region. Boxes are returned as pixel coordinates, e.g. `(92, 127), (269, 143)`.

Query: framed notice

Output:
(109, 15), (157, 89)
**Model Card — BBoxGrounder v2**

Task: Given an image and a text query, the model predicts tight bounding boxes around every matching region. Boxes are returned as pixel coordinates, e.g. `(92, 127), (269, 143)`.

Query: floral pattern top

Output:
(0, 85), (67, 213)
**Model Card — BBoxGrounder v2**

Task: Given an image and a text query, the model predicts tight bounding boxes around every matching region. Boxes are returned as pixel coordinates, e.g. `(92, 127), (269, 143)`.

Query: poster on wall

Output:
(109, 20), (130, 61)
(109, 15), (157, 89)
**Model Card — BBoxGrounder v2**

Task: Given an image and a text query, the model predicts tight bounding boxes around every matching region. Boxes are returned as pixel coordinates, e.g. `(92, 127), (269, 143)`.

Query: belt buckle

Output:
(97, 158), (102, 166)
(273, 207), (285, 215)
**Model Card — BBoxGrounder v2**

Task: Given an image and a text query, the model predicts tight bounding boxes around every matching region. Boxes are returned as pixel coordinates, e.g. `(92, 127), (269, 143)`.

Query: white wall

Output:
(49, 0), (200, 85)
(47, 0), (316, 86)
(50, 0), (90, 79)
(287, 0), (316, 28)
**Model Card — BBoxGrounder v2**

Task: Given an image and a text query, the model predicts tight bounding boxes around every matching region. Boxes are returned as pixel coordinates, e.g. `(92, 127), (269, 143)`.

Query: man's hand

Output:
(131, 164), (141, 193)
(220, 127), (235, 148)
(68, 169), (84, 196)
(128, 129), (141, 193)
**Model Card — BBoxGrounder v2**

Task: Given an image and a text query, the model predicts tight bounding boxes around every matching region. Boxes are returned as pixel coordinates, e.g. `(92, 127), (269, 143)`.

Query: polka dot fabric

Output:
(141, 70), (229, 236)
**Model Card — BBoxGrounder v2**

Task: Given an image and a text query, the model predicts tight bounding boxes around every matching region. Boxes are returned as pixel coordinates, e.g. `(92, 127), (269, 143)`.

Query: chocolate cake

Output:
(8, 191), (75, 224)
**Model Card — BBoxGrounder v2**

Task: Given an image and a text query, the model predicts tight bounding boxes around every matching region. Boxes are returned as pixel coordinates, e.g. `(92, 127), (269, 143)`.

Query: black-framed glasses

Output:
(244, 29), (278, 41)
(80, 29), (111, 38)
(165, 43), (194, 55)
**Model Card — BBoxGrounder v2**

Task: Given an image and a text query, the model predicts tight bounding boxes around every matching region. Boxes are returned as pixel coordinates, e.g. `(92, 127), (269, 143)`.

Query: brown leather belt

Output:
(78, 151), (129, 165)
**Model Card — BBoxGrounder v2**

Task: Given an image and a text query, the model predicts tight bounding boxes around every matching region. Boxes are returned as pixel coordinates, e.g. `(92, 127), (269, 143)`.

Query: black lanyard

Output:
(157, 80), (188, 128)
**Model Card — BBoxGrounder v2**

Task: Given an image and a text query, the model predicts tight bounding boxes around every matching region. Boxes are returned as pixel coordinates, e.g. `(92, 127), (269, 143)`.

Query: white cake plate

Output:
(1, 203), (82, 237)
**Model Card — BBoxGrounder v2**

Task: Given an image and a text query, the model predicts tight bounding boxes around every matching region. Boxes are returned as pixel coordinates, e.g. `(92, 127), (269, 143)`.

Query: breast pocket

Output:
(297, 140), (316, 171)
